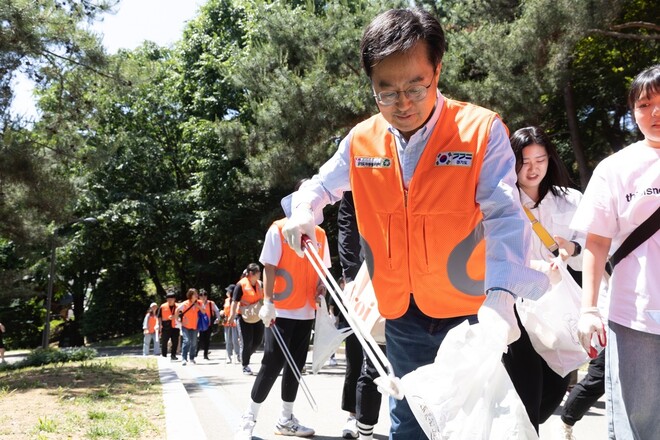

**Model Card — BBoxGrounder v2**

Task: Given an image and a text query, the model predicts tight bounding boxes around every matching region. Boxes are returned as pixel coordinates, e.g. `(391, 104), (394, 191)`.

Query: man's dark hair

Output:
(360, 8), (446, 78)
(510, 126), (574, 207)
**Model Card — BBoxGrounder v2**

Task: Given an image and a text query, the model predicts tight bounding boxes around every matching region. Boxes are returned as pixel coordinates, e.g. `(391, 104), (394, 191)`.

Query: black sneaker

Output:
(171, 355), (178, 360)
(243, 366), (253, 375)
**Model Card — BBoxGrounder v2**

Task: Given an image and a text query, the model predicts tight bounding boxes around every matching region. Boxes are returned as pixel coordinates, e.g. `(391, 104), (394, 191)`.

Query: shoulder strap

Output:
(522, 205), (559, 257)
(606, 205), (660, 275)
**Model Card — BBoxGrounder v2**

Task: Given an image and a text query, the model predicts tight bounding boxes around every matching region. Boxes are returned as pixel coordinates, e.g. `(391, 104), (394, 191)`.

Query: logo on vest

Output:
(435, 152), (473, 167)
(355, 156), (392, 168)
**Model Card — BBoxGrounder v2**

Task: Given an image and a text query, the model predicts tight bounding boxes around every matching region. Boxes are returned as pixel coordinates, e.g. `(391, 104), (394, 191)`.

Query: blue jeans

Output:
(181, 327), (198, 361)
(385, 296), (477, 440)
(606, 321), (660, 440)
(224, 325), (241, 359)
(142, 332), (160, 356)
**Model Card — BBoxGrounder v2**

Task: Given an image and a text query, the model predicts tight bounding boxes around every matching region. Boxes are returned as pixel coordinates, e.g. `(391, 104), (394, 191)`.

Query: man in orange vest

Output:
(158, 290), (180, 360)
(281, 8), (549, 440)
(236, 217), (330, 439)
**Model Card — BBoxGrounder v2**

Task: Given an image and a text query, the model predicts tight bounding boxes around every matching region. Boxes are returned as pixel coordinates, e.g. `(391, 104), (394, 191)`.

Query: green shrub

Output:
(0, 347), (98, 371)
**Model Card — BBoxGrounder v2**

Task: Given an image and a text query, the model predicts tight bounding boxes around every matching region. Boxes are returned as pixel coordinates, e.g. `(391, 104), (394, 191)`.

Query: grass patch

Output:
(88, 333), (143, 348)
(0, 356), (164, 439)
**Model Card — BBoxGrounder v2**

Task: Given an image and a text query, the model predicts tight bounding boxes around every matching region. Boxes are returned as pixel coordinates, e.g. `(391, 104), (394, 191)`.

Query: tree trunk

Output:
(144, 255), (167, 298)
(564, 80), (590, 190)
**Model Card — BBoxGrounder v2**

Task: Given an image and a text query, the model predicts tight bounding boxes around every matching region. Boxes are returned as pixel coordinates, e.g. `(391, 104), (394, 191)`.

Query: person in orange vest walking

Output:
(221, 283), (242, 364)
(236, 215), (330, 439)
(142, 302), (161, 356)
(228, 264), (265, 375)
(158, 290), (180, 360)
(281, 8), (549, 439)
(196, 289), (220, 360)
(176, 288), (201, 366)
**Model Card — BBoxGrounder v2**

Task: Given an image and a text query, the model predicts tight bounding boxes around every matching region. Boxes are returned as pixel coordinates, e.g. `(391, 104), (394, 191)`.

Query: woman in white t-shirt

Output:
(572, 64), (660, 439)
(504, 126), (586, 432)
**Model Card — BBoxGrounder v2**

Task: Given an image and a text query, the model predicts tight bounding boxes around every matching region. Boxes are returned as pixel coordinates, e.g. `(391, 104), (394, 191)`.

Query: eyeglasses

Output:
(199, 292), (207, 296)
(373, 74), (436, 106)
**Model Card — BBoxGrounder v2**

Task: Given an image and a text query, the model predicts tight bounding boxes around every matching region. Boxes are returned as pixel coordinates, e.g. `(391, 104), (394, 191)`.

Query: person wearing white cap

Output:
(142, 302), (161, 356)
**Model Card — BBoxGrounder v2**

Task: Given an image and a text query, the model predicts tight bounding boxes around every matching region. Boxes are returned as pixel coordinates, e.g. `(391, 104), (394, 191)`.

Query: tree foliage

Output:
(1, 0), (658, 346)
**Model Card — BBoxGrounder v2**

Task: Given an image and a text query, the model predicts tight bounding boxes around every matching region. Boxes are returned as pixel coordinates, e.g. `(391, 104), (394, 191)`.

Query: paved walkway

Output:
(156, 344), (608, 440)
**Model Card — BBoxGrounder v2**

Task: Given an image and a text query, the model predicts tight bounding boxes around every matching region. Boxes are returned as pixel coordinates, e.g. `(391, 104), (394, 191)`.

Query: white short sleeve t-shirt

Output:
(570, 141), (660, 334)
(259, 223), (331, 320)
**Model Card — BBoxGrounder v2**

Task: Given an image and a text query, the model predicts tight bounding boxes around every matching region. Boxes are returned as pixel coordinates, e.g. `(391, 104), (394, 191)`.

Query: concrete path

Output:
(156, 345), (607, 440)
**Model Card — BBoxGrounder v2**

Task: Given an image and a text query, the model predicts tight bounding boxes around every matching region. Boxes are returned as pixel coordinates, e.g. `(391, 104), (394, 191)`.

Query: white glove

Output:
(259, 301), (276, 327)
(282, 207), (316, 258)
(577, 307), (606, 358)
(477, 289), (521, 348)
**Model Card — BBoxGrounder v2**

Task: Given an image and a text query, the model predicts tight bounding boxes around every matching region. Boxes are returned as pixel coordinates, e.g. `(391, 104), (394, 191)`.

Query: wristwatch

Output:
(571, 241), (582, 257)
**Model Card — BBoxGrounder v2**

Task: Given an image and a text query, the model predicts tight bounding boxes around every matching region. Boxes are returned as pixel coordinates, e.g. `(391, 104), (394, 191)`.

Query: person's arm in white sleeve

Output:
(281, 133), (353, 255)
(476, 118), (549, 347)
(476, 118), (549, 300)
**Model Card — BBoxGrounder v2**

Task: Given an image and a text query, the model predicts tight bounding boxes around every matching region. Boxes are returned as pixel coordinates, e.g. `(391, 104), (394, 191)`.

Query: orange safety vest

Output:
(160, 302), (178, 329)
(146, 314), (157, 333)
(237, 277), (263, 308)
(271, 218), (326, 310)
(350, 99), (501, 319)
(199, 300), (215, 319)
(223, 297), (236, 327)
(178, 300), (199, 330)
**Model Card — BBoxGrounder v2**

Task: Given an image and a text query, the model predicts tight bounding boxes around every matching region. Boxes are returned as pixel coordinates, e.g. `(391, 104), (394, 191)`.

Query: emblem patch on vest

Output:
(355, 157), (392, 168)
(435, 152), (473, 167)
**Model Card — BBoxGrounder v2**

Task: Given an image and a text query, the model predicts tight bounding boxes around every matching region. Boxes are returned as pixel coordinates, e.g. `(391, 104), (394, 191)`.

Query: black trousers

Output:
(161, 326), (180, 358)
(196, 327), (212, 358)
(342, 331), (364, 413)
(356, 344), (386, 426)
(503, 308), (571, 432)
(238, 318), (264, 368)
(561, 348), (605, 426)
(251, 318), (313, 403)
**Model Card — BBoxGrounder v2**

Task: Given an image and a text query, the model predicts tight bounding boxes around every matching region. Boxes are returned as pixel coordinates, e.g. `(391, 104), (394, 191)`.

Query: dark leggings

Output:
(357, 344), (385, 426)
(251, 318), (313, 403)
(342, 331), (364, 413)
(503, 308), (571, 432)
(561, 348), (605, 426)
(239, 319), (264, 367)
(197, 327), (212, 357)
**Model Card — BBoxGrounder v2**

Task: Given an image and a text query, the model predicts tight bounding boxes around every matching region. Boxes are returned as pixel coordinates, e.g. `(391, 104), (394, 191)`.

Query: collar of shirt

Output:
(386, 91), (445, 188)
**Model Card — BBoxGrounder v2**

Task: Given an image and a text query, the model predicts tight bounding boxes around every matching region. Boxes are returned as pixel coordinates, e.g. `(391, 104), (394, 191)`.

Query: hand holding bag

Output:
(517, 256), (589, 376)
(402, 321), (538, 440)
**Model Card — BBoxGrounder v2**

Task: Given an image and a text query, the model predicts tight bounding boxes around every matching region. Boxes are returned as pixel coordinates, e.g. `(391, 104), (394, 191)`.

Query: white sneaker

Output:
(236, 413), (256, 440)
(342, 416), (358, 439)
(182, 360), (187, 366)
(327, 357), (338, 367)
(557, 421), (576, 440)
(275, 414), (314, 437)
(227, 356), (233, 364)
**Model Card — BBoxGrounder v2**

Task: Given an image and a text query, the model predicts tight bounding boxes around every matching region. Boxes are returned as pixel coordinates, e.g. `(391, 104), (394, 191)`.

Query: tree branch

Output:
(610, 21), (660, 32)
(587, 29), (660, 40)
(40, 48), (130, 86)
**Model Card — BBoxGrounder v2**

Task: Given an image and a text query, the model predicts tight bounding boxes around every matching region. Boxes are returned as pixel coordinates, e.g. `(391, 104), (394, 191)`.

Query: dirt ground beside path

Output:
(0, 356), (165, 440)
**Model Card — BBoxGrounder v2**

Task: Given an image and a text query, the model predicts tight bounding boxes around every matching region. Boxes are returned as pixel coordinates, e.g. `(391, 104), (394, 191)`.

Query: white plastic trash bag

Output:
(402, 321), (538, 440)
(312, 295), (353, 374)
(517, 257), (590, 377)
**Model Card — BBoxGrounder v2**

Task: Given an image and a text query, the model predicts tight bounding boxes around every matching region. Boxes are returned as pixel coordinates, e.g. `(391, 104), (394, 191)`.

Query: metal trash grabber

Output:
(269, 324), (319, 412)
(301, 235), (403, 399)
